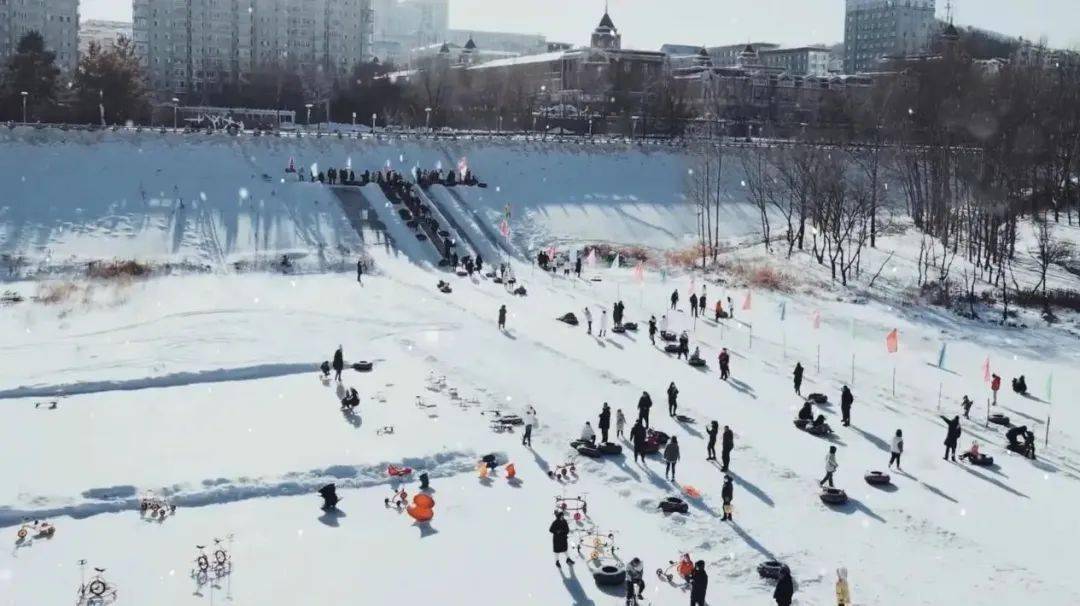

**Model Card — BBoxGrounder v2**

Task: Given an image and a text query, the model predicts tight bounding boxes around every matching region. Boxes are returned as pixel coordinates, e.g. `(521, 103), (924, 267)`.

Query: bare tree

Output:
(1028, 214), (1074, 308)
(741, 146), (775, 251)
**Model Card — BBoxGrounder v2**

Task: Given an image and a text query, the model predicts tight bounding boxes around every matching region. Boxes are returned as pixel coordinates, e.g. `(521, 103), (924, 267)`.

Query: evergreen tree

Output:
(72, 37), (148, 125)
(3, 31), (60, 121)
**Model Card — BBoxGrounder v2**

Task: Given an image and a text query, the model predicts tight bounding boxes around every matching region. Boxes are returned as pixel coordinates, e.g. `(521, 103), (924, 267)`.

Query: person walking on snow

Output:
(667, 382), (679, 417)
(598, 403), (612, 443)
(690, 292), (699, 317)
(498, 305), (507, 330)
(889, 429), (904, 470)
(522, 406), (537, 447)
(574, 255), (581, 278)
(356, 258), (364, 284)
(638, 391), (653, 428)
(584, 307), (593, 335)
(840, 385), (854, 426)
(630, 419), (647, 464)
(727, 296), (734, 319)
(332, 346), (344, 382)
(990, 373), (1001, 405)
(678, 332), (690, 360)
(942, 414), (961, 461)
(663, 436), (681, 481)
(690, 560), (709, 606)
(599, 310), (608, 338)
(793, 362), (804, 395)
(718, 348), (731, 380)
(820, 445), (838, 487)
(721, 476), (734, 521)
(835, 568), (851, 606)
(774, 566), (794, 606)
(660, 314), (669, 335)
(549, 511), (573, 567)
(721, 425), (734, 471)
(961, 395), (974, 419)
(580, 422), (596, 445)
(476, 254), (483, 274)
(649, 316), (658, 345)
(706, 421), (719, 460)
(699, 290), (707, 316)
(671, 289), (679, 310)
(616, 408), (626, 439)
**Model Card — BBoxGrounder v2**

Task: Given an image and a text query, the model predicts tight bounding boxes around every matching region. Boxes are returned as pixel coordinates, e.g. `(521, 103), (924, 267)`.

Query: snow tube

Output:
(793, 419), (810, 430)
(569, 439), (592, 449)
(664, 344), (681, 354)
(387, 465), (413, 477)
(659, 496), (689, 514)
(820, 488), (848, 505)
(406, 505), (434, 522)
(351, 361), (373, 372)
(598, 442), (623, 456)
(577, 444), (603, 458)
(675, 415), (695, 424)
(688, 357), (706, 367)
(807, 393), (829, 404)
(622, 322), (638, 331)
(660, 331), (677, 342)
(592, 560), (627, 586)
(413, 494), (435, 509)
(864, 471), (891, 486)
(757, 560), (790, 580)
(611, 325), (626, 334)
(558, 313), (580, 326)
(989, 414), (1011, 427)
(969, 453), (995, 466)
(1006, 443), (1033, 458)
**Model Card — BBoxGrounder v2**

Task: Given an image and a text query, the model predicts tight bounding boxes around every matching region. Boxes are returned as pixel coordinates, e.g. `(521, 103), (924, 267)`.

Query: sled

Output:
(819, 488), (848, 505)
(664, 344), (681, 354)
(864, 471), (891, 486)
(674, 414), (695, 424)
(688, 357), (707, 368)
(806, 393), (829, 405)
(988, 414), (1011, 427)
(351, 361), (374, 372)
(682, 485), (702, 499)
(387, 465), (414, 477)
(660, 331), (677, 342)
(658, 496), (689, 514)
(591, 559), (626, 586)
(757, 560), (790, 580)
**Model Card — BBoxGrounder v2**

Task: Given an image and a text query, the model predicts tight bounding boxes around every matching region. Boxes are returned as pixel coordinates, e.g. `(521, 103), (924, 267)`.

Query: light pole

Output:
(497, 115), (503, 133)
(588, 118), (593, 137)
(99, 90), (106, 127)
(632, 115), (638, 140)
(351, 111), (356, 126)
(305, 103), (314, 128)
(171, 97), (179, 129)
(425, 107), (432, 130)
(20, 91), (28, 124)
(371, 113), (376, 134)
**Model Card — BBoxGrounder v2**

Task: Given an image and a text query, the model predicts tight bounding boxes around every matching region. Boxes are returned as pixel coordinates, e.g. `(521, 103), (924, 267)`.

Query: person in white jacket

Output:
(660, 314), (669, 334)
(599, 310), (608, 337)
(820, 445), (838, 487)
(581, 422), (596, 445)
(584, 307), (593, 334)
(522, 406), (538, 447)
(888, 429), (903, 470)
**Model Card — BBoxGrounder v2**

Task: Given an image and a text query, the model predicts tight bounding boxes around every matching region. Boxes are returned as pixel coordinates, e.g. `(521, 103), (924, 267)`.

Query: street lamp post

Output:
(631, 116), (638, 140)
(171, 97), (179, 129)
(371, 113), (377, 134)
(20, 91), (28, 124)
(352, 111), (356, 126)
(305, 103), (314, 128)
(425, 107), (431, 129)
(99, 90), (106, 127)
(497, 115), (503, 133)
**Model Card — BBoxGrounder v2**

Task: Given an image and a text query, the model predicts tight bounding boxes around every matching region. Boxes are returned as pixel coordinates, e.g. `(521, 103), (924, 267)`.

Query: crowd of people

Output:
(416, 168), (483, 188)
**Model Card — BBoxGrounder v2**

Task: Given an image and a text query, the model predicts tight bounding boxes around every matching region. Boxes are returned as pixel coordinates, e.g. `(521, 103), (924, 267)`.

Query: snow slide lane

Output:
(331, 185), (441, 267)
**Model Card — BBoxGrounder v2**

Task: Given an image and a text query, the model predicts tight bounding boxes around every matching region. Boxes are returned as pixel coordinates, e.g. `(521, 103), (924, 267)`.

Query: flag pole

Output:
(936, 381), (942, 412)
(891, 364), (896, 397)
(748, 323), (753, 351)
(816, 343), (821, 374)
(850, 353), (855, 385)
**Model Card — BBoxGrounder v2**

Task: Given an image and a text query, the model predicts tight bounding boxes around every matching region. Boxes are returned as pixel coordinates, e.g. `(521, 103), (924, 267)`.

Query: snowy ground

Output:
(2, 240), (1079, 605)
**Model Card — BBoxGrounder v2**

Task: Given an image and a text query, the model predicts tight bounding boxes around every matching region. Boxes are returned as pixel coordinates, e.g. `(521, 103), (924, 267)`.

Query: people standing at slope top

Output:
(840, 385), (854, 427)
(630, 419), (647, 464)
(332, 346), (344, 382)
(667, 382), (679, 417)
(522, 406), (537, 447)
(961, 395), (974, 419)
(599, 309), (608, 338)
(356, 258), (364, 285)
(793, 362), (804, 396)
(584, 307), (593, 334)
(721, 475), (734, 521)
(721, 425), (734, 471)
(942, 415), (961, 461)
(598, 403), (611, 443)
(498, 305), (507, 330)
(616, 409), (627, 439)
(690, 292), (699, 317)
(649, 316), (658, 345)
(991, 373), (1001, 405)
(718, 348), (731, 380)
(699, 289), (707, 317)
(706, 421), (719, 461)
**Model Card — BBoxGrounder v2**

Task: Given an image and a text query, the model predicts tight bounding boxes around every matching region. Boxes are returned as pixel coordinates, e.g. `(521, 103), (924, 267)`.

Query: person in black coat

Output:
(648, 316), (657, 345)
(630, 420), (647, 464)
(574, 256), (582, 277)
(670, 289), (679, 310)
(332, 346), (344, 382)
(793, 362), (804, 395)
(549, 511), (573, 567)
(840, 385), (854, 426)
(706, 421), (719, 460)
(942, 414), (961, 461)
(721, 476), (734, 521)
(476, 254), (483, 273)
(798, 401), (813, 422)
(690, 560), (708, 606)
(721, 425), (734, 471)
(667, 382), (679, 417)
(598, 403), (612, 443)
(637, 391), (652, 428)
(498, 305), (507, 330)
(356, 258), (364, 284)
(689, 293), (699, 317)
(774, 567), (794, 606)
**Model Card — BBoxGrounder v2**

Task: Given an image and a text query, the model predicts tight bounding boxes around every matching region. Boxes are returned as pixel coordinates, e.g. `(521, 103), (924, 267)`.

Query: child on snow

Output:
(616, 409), (626, 438)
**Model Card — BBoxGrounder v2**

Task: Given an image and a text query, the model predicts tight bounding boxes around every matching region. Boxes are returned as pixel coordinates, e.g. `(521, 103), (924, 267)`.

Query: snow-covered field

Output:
(1, 130), (1079, 605)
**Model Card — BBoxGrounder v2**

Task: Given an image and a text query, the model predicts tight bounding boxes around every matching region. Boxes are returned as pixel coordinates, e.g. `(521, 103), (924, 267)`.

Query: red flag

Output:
(812, 311), (821, 330)
(499, 219), (510, 239)
(742, 291), (752, 311)
(982, 356), (991, 383)
(633, 261), (645, 284)
(886, 329), (899, 354)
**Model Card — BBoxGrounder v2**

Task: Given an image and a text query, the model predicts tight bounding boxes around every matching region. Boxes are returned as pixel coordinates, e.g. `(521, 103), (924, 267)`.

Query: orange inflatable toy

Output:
(505, 464), (516, 479)
(413, 493), (435, 509)
(682, 485), (702, 499)
(407, 505), (434, 522)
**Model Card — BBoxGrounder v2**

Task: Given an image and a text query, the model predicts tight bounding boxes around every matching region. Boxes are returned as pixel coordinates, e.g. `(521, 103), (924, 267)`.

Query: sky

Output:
(82, 0), (1079, 50)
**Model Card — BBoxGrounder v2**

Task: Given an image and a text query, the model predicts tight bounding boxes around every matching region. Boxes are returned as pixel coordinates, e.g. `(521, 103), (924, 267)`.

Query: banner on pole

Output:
(982, 356), (991, 383)
(633, 261), (645, 284)
(742, 291), (752, 311)
(886, 329), (899, 354)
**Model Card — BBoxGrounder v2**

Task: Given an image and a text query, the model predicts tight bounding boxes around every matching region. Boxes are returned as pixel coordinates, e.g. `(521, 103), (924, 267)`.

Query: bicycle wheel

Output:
(214, 549), (228, 564)
(89, 579), (107, 597)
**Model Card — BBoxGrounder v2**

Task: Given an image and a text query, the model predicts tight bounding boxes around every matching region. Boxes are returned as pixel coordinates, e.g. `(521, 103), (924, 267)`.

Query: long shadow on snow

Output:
(341, 409), (362, 428)
(850, 425), (890, 454)
(318, 508), (346, 527)
(826, 497), (886, 523)
(954, 461), (1029, 499)
(559, 564), (597, 606)
(636, 459), (673, 492)
(725, 378), (757, 400)
(674, 418), (703, 439)
(730, 522), (775, 559)
(727, 470), (775, 507)
(916, 479), (959, 504)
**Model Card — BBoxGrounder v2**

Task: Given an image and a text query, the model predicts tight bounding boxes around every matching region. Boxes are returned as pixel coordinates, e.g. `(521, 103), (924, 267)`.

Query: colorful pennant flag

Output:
(886, 329), (899, 354)
(742, 291), (752, 311)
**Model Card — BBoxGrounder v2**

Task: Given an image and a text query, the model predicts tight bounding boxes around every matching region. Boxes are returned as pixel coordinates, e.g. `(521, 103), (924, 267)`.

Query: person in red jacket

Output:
(990, 373), (1001, 405)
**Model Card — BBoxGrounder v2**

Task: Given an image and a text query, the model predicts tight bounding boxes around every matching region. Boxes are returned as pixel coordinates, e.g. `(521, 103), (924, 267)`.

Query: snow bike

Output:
(76, 560), (118, 605)
(192, 536), (234, 585)
(656, 554), (694, 586)
(555, 495), (588, 521)
(15, 519), (55, 544)
(575, 530), (618, 561)
(384, 487), (409, 509)
(547, 457), (579, 482)
(483, 409), (523, 433)
(139, 496), (176, 520)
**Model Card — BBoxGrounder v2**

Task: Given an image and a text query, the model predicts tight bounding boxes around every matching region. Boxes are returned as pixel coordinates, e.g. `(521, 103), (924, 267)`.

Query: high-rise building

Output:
(134, 0), (373, 97)
(844, 0), (936, 73)
(371, 0), (448, 65)
(0, 0), (79, 74)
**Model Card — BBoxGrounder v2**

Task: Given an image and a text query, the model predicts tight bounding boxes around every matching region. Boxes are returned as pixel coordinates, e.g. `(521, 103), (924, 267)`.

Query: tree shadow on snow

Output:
(318, 508), (346, 527)
(559, 563), (597, 606)
(605, 338), (625, 350)
(727, 471), (775, 507)
(917, 480), (959, 504)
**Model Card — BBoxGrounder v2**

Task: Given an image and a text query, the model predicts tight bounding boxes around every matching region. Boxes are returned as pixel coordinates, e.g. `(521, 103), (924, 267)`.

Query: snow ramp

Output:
(331, 185), (441, 267)
(428, 185), (520, 261)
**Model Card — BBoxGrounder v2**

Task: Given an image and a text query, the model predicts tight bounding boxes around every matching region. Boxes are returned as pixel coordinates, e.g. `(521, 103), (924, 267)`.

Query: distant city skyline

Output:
(81, 0), (1079, 50)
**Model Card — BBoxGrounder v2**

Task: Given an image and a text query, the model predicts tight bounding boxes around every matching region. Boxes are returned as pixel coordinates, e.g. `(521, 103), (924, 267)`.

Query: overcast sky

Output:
(82, 0), (1079, 50)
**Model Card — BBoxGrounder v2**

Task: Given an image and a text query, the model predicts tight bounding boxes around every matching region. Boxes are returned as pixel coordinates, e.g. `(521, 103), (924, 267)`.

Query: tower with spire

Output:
(591, 4), (622, 50)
